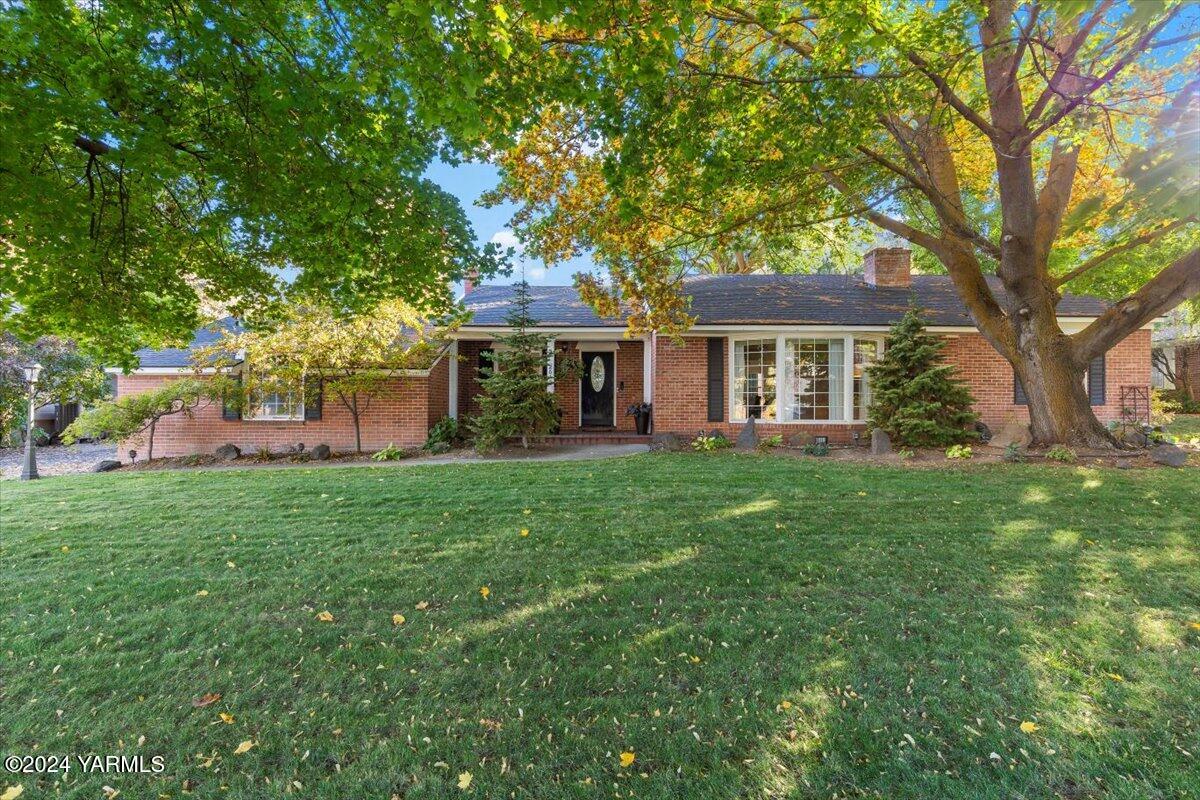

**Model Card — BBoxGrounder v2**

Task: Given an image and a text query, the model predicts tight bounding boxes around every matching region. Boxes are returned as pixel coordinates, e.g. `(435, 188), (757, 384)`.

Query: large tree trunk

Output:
(1012, 339), (1111, 447)
(351, 393), (362, 453)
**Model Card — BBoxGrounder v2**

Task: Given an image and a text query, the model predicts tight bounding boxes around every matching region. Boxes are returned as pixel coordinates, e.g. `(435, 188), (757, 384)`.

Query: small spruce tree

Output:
(470, 281), (560, 451)
(867, 307), (979, 447)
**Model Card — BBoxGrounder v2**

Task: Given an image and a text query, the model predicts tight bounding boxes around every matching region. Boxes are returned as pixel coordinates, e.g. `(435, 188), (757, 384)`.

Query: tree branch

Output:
(1053, 216), (1197, 289)
(1072, 247), (1200, 361)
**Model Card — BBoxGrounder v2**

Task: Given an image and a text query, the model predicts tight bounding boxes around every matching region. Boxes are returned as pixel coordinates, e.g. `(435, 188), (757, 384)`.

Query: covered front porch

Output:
(448, 332), (652, 436)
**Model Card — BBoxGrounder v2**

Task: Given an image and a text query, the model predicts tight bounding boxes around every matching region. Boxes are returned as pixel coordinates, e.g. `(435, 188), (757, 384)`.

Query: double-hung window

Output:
(732, 335), (882, 423)
(244, 375), (304, 421)
(732, 339), (777, 420)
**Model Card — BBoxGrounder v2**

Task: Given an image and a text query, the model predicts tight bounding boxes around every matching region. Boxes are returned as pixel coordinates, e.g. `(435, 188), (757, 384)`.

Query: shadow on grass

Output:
(0, 455), (1197, 799)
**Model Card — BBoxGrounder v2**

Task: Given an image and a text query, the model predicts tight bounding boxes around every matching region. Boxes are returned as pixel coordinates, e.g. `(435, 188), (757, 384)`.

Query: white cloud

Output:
(489, 229), (524, 253)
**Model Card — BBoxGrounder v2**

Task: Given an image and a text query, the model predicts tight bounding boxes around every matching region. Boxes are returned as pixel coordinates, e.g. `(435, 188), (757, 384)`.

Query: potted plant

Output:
(626, 402), (652, 435)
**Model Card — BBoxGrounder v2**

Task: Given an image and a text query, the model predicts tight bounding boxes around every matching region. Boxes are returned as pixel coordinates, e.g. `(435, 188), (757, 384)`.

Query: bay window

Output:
(731, 334), (882, 423)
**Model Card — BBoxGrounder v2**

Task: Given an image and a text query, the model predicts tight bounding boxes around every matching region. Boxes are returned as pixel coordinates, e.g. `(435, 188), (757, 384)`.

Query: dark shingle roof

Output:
(134, 317), (241, 368)
(463, 275), (1110, 328)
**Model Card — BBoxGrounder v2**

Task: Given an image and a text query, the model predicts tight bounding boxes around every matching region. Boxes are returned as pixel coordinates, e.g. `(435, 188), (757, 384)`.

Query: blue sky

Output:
(424, 160), (594, 290)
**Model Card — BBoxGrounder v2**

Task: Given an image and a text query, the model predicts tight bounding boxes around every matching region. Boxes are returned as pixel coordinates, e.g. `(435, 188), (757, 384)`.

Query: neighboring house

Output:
(114, 248), (1152, 459)
(1151, 309), (1199, 400)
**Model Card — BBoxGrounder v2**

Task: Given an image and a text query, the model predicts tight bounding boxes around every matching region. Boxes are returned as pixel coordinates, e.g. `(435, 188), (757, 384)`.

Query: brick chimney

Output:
(864, 247), (911, 288)
(463, 267), (479, 295)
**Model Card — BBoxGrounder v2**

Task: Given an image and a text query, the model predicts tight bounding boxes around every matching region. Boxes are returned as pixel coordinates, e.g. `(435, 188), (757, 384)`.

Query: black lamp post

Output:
(20, 362), (42, 481)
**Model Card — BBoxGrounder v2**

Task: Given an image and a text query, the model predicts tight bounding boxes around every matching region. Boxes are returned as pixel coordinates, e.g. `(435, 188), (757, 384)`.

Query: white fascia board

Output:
(106, 366), (217, 375)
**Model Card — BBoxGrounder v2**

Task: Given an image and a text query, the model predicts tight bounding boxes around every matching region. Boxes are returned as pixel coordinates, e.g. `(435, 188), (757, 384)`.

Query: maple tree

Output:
(0, 0), (504, 365)
(198, 300), (454, 453)
(459, 0), (1200, 446)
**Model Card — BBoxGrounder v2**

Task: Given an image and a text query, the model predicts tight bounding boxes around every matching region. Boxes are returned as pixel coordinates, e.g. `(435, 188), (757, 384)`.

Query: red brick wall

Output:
(115, 363), (447, 460)
(651, 329), (1152, 443)
(427, 352), (450, 425)
(943, 328), (1150, 427)
(1177, 342), (1200, 401)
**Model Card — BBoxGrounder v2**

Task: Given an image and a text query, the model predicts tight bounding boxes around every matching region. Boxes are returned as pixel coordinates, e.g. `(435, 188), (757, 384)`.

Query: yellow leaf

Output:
(1189, 621), (1200, 630)
(219, 713), (235, 724)
(1106, 673), (1124, 682)
(316, 611), (334, 622)
(233, 740), (255, 755)
(520, 529), (529, 537)
(61, 545), (70, 553)
(226, 561), (236, 569)
(457, 771), (473, 789)
(479, 586), (490, 599)
(415, 601), (430, 610)
(522, 509), (531, 515)
(780, 700), (792, 710)
(2, 786), (24, 800)
(196, 590), (209, 597)
(392, 614), (406, 625)
(1019, 721), (1039, 734)
(619, 751), (635, 768)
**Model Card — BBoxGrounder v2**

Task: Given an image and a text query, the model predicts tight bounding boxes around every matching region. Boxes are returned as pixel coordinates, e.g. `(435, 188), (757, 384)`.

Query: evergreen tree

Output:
(470, 281), (559, 451)
(867, 308), (979, 447)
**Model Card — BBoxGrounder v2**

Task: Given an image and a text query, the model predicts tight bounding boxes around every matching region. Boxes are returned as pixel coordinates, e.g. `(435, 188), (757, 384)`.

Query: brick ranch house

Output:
(113, 249), (1151, 460)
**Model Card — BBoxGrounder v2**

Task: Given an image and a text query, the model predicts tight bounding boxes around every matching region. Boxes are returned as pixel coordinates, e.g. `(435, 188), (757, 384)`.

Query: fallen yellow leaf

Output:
(233, 740), (255, 755)
(415, 601), (430, 610)
(1, 785), (24, 800)
(226, 561), (236, 569)
(1107, 673), (1124, 682)
(61, 545), (70, 553)
(392, 614), (406, 625)
(195, 590), (209, 597)
(619, 751), (635, 768)
(479, 586), (490, 599)
(1019, 721), (1039, 734)
(520, 529), (529, 537)
(1189, 621), (1200, 630)
(457, 771), (473, 789)
(219, 713), (235, 724)
(780, 700), (793, 710)
(316, 611), (334, 622)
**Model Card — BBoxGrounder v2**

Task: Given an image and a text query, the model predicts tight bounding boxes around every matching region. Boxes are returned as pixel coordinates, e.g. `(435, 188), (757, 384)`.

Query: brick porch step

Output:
(543, 433), (652, 446)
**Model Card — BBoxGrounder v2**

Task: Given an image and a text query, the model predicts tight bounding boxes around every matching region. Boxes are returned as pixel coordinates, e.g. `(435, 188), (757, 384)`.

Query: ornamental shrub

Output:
(867, 308), (978, 447)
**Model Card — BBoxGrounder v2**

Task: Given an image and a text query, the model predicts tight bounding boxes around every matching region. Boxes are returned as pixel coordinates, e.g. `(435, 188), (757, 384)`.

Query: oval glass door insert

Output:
(589, 356), (605, 392)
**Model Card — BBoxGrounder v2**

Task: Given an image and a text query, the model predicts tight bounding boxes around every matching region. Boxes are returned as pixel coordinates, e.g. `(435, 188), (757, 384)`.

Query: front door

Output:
(580, 351), (615, 427)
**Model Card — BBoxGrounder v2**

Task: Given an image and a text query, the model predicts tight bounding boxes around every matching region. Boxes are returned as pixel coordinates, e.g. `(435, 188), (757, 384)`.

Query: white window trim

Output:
(728, 332), (885, 425)
(242, 373), (305, 422)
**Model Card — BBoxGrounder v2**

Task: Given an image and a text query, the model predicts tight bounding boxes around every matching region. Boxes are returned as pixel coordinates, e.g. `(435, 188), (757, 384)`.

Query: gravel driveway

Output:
(0, 442), (118, 480)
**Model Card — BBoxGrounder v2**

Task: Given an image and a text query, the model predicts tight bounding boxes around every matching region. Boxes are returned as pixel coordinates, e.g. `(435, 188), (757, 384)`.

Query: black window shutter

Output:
(1013, 370), (1028, 405)
(303, 379), (323, 421)
(707, 337), (725, 422)
(1088, 354), (1106, 406)
(222, 374), (242, 421)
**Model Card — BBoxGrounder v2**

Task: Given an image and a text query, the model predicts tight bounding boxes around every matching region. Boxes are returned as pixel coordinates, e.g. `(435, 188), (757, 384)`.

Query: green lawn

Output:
(2, 455), (1198, 799)
(1166, 413), (1200, 441)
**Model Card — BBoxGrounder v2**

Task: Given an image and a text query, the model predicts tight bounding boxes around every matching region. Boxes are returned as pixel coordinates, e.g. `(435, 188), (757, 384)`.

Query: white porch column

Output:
(643, 333), (654, 403)
(448, 340), (459, 419)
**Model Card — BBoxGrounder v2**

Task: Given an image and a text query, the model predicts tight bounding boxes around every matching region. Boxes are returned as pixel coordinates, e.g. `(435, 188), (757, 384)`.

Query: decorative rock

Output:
(1150, 443), (1188, 468)
(990, 420), (1032, 450)
(215, 443), (241, 461)
(93, 459), (121, 473)
(973, 421), (993, 443)
(787, 432), (813, 448)
(870, 428), (892, 455)
(649, 433), (684, 452)
(1123, 430), (1149, 448)
(735, 418), (759, 450)
(311, 444), (332, 461)
(1114, 458), (1133, 470)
